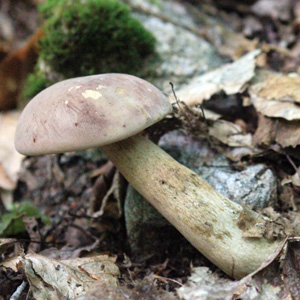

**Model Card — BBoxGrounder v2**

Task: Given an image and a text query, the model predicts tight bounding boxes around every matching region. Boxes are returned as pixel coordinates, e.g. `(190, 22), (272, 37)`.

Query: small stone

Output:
(159, 130), (277, 208)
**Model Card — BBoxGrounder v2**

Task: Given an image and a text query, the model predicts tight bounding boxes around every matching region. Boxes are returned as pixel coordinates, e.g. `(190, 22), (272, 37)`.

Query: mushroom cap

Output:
(15, 73), (172, 156)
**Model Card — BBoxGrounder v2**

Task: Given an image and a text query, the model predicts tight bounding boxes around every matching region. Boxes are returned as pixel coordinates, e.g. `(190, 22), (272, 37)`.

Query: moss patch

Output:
(24, 0), (156, 98)
(23, 68), (49, 99)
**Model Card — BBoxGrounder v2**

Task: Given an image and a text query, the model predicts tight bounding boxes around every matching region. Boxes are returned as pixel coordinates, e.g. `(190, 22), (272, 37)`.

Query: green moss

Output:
(39, 0), (155, 78)
(23, 67), (50, 99)
(23, 0), (156, 98)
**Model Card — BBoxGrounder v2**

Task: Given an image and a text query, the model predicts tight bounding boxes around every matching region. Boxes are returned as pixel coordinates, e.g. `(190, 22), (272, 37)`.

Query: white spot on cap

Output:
(147, 88), (152, 92)
(96, 85), (107, 90)
(82, 90), (102, 99)
(65, 100), (69, 105)
(68, 85), (82, 91)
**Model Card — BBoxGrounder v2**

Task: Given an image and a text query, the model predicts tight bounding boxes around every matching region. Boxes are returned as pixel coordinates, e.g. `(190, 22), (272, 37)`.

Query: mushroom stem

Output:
(101, 134), (282, 279)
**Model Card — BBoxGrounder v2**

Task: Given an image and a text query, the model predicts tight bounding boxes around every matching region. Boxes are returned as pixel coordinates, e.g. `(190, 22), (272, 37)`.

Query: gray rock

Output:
(128, 0), (223, 91)
(159, 130), (277, 208)
(201, 164), (277, 208)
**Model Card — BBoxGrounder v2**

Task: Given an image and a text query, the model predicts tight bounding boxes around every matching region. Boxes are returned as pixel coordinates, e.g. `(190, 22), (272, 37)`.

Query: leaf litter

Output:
(2, 0), (300, 299)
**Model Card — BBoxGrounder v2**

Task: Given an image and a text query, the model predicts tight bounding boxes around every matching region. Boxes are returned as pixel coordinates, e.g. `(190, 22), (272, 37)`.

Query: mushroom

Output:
(15, 73), (282, 279)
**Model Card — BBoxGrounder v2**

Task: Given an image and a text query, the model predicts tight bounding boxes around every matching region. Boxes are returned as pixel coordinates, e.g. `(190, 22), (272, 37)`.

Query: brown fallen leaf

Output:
(92, 170), (126, 219)
(275, 119), (300, 148)
(250, 72), (300, 121)
(0, 27), (44, 111)
(253, 113), (275, 147)
(253, 112), (300, 149)
(89, 161), (115, 214)
(259, 74), (300, 104)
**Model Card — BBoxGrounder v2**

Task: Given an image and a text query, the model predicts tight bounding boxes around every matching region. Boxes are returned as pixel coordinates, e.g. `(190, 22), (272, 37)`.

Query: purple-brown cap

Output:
(15, 74), (172, 155)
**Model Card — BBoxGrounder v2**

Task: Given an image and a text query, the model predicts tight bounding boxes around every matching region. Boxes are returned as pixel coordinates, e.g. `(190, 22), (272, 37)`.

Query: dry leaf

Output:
(274, 119), (300, 148)
(171, 50), (260, 107)
(254, 113), (300, 148)
(253, 113), (275, 147)
(74, 281), (128, 300)
(92, 170), (125, 219)
(18, 253), (119, 300)
(0, 238), (16, 256)
(250, 72), (300, 121)
(251, 93), (300, 120)
(208, 120), (253, 147)
(177, 267), (247, 300)
(292, 170), (300, 187)
(0, 256), (21, 272)
(226, 147), (258, 162)
(259, 74), (300, 104)
(177, 238), (288, 300)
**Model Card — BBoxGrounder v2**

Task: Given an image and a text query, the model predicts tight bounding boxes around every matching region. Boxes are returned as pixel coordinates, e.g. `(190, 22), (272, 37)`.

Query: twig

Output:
(10, 281), (28, 300)
(67, 223), (98, 241)
(169, 82), (194, 129)
(153, 274), (183, 286)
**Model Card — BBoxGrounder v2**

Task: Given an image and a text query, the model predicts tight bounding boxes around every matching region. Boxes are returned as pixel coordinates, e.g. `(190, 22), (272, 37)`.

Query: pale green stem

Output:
(101, 134), (282, 279)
